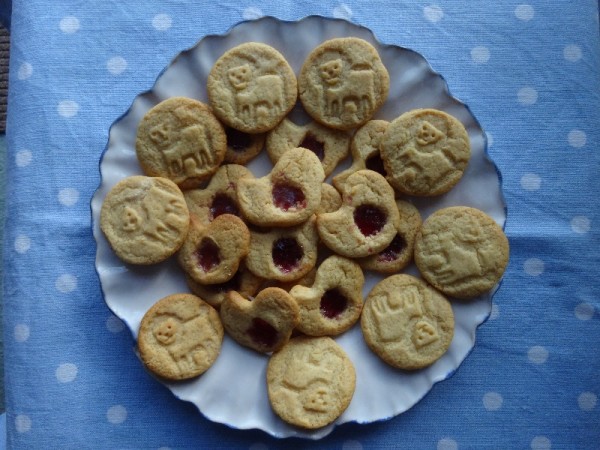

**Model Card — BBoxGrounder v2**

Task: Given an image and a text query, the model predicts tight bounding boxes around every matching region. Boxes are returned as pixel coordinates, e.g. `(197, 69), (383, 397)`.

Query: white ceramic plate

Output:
(91, 16), (506, 439)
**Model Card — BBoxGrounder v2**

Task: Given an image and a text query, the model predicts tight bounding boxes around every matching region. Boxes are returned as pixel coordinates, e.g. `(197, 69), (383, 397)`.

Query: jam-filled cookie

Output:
(223, 126), (265, 165)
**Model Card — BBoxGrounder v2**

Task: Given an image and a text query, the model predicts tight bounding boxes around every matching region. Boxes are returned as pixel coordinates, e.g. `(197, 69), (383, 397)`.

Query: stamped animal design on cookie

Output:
(100, 176), (190, 265)
(267, 336), (356, 429)
(361, 274), (454, 370)
(380, 109), (471, 196)
(237, 147), (325, 227)
(137, 293), (223, 380)
(178, 214), (250, 285)
(220, 287), (299, 353)
(414, 206), (509, 299)
(266, 118), (351, 176)
(290, 255), (364, 336)
(136, 97), (227, 189)
(299, 37), (389, 130)
(317, 170), (399, 258)
(207, 42), (297, 133)
(223, 126), (265, 165)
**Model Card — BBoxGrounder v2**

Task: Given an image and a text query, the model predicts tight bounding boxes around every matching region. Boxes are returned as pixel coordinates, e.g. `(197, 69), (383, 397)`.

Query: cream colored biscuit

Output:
(317, 183), (342, 215)
(223, 126), (265, 165)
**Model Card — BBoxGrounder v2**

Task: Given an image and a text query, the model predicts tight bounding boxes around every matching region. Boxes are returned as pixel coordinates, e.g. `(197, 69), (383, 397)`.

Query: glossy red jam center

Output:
(272, 238), (303, 273)
(300, 133), (325, 161)
(353, 205), (387, 237)
(248, 317), (278, 348)
(195, 238), (221, 272)
(366, 154), (387, 177)
(272, 183), (306, 211)
(320, 289), (348, 319)
(226, 126), (252, 152)
(377, 233), (407, 262)
(210, 193), (239, 219)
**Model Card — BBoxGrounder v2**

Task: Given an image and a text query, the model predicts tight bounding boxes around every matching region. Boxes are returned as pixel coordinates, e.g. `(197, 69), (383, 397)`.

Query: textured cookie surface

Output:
(100, 176), (189, 265)
(267, 336), (356, 429)
(136, 97), (227, 189)
(414, 206), (509, 299)
(138, 293), (223, 380)
(361, 274), (454, 370)
(223, 126), (265, 164)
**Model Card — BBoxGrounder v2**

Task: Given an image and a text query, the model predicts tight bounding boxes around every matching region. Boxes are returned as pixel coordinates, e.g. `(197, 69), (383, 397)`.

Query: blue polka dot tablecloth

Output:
(2, 0), (600, 448)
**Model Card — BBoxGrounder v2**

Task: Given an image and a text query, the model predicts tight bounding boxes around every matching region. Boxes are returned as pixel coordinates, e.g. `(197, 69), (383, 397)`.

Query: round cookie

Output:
(380, 108), (471, 196)
(100, 176), (190, 265)
(136, 97), (227, 189)
(414, 206), (509, 299)
(298, 37), (389, 130)
(223, 126), (265, 165)
(267, 336), (356, 429)
(137, 293), (223, 380)
(207, 42), (297, 133)
(361, 274), (454, 371)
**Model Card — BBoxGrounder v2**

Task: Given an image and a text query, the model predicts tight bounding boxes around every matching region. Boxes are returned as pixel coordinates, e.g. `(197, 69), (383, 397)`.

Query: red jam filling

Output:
(377, 234), (407, 262)
(272, 238), (303, 273)
(210, 193), (239, 219)
(365, 154), (387, 177)
(248, 317), (278, 348)
(300, 133), (325, 161)
(272, 183), (306, 211)
(195, 238), (221, 272)
(320, 289), (348, 319)
(226, 127), (252, 152)
(353, 205), (387, 237)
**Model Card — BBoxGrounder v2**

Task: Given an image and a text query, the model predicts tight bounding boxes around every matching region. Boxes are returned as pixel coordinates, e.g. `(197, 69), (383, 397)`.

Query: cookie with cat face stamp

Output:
(136, 97), (227, 189)
(298, 37), (390, 130)
(207, 42), (297, 133)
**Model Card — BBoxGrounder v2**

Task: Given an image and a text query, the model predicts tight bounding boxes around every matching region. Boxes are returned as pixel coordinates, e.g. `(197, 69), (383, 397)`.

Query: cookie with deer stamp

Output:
(136, 97), (227, 189)
(267, 336), (356, 429)
(380, 108), (471, 196)
(290, 255), (364, 337)
(414, 206), (509, 299)
(100, 175), (190, 265)
(137, 293), (223, 380)
(223, 126), (265, 165)
(317, 170), (399, 258)
(266, 118), (351, 177)
(237, 147), (325, 227)
(361, 274), (454, 371)
(207, 42), (297, 133)
(298, 37), (389, 130)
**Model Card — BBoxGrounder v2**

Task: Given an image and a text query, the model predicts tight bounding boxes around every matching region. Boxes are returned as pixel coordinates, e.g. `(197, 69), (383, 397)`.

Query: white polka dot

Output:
(528, 346), (549, 364)
(56, 363), (78, 383)
(578, 392), (597, 411)
(524, 258), (544, 276)
(531, 436), (552, 450)
(570, 216), (591, 234)
(515, 4), (534, 21)
(57, 100), (79, 118)
(242, 7), (263, 20)
(563, 44), (582, 62)
(489, 303), (500, 320)
(15, 150), (32, 167)
(574, 303), (594, 321)
(58, 188), (80, 206)
(520, 173), (541, 191)
(437, 438), (458, 450)
(17, 62), (33, 80)
(249, 443), (268, 450)
(107, 56), (127, 75)
(342, 440), (363, 450)
(483, 392), (503, 411)
(15, 415), (31, 433)
(486, 132), (494, 147)
(56, 274), (77, 293)
(14, 324), (30, 342)
(59, 16), (80, 34)
(106, 315), (126, 333)
(152, 14), (172, 31)
(518, 87), (538, 105)
(333, 4), (353, 20)
(107, 405), (128, 424)
(567, 129), (586, 148)
(471, 46), (490, 64)
(423, 5), (444, 23)
(14, 235), (31, 254)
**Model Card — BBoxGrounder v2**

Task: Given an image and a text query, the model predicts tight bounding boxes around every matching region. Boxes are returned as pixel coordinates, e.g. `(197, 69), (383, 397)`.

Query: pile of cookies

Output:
(100, 37), (509, 430)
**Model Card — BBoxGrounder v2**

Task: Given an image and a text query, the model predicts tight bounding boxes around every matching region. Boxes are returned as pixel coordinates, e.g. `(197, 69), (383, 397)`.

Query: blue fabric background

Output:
(2, 0), (600, 448)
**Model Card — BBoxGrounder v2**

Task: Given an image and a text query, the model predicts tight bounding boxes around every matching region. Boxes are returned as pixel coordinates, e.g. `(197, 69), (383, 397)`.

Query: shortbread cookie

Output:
(266, 118), (351, 176)
(290, 255), (364, 336)
(178, 214), (250, 285)
(380, 109), (471, 196)
(137, 293), (223, 380)
(332, 120), (389, 191)
(361, 274), (454, 370)
(207, 42), (297, 133)
(136, 97), (227, 189)
(246, 216), (319, 282)
(317, 183), (342, 214)
(357, 200), (422, 273)
(220, 287), (299, 353)
(223, 126), (265, 165)
(414, 206), (509, 299)
(317, 170), (399, 258)
(237, 147), (325, 227)
(100, 176), (189, 265)
(298, 37), (390, 130)
(183, 164), (253, 226)
(267, 336), (356, 429)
